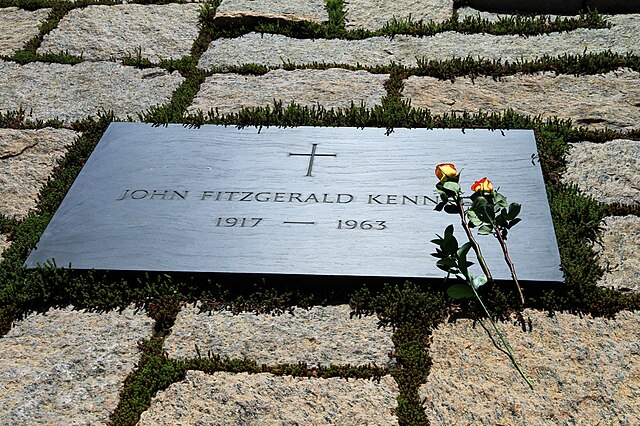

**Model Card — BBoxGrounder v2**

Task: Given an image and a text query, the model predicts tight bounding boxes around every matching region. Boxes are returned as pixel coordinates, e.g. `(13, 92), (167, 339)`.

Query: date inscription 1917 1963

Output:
(25, 123), (563, 283)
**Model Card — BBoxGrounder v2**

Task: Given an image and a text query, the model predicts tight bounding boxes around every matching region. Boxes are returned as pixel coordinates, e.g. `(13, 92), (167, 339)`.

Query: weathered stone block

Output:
(165, 304), (394, 367)
(38, 4), (200, 62)
(344, 0), (453, 30)
(188, 68), (388, 115)
(0, 7), (50, 56)
(215, 0), (328, 23)
(0, 61), (183, 123)
(0, 306), (154, 424)
(563, 139), (640, 205)
(0, 128), (77, 219)
(595, 216), (640, 293)
(422, 309), (640, 424)
(403, 69), (640, 130)
(138, 371), (399, 425)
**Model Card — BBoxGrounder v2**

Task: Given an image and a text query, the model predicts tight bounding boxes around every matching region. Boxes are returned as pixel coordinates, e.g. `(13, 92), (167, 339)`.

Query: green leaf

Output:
(472, 275), (487, 289)
(493, 191), (508, 208)
(443, 181), (461, 193)
(477, 225), (493, 235)
(437, 258), (458, 271)
(447, 284), (474, 299)
(457, 242), (472, 259)
(507, 218), (522, 229)
(507, 203), (521, 220)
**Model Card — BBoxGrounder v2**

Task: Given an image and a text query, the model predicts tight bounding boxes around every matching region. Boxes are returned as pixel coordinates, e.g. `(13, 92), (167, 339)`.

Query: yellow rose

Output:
(471, 177), (493, 193)
(435, 163), (458, 182)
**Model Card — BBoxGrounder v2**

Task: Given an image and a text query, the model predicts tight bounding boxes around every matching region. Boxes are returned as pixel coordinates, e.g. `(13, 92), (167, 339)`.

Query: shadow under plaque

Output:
(26, 123), (563, 284)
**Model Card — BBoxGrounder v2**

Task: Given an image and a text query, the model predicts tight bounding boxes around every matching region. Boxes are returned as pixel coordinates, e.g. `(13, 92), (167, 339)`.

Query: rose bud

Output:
(435, 163), (459, 182)
(471, 177), (493, 193)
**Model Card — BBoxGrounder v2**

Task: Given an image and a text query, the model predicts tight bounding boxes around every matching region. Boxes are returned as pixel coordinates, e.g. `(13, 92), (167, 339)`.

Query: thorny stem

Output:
(470, 285), (535, 391)
(455, 196), (493, 283)
(494, 227), (525, 305)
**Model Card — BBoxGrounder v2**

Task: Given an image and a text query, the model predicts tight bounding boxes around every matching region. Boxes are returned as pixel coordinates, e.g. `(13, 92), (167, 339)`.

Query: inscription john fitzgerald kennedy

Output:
(116, 189), (437, 205)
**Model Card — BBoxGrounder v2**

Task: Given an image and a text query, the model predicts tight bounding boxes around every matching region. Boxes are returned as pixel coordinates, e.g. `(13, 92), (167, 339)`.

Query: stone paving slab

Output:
(421, 309), (640, 425)
(216, 0), (328, 23)
(344, 0), (453, 30)
(0, 306), (154, 425)
(0, 128), (78, 219)
(0, 61), (183, 123)
(563, 139), (640, 205)
(188, 68), (388, 116)
(198, 15), (639, 69)
(595, 215), (640, 293)
(165, 304), (394, 367)
(403, 69), (640, 130)
(0, 7), (50, 57)
(138, 370), (399, 425)
(38, 4), (200, 62)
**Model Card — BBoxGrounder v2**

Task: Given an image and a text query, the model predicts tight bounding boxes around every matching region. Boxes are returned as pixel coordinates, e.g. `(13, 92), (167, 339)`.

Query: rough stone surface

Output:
(198, 15), (639, 69)
(403, 69), (640, 130)
(563, 139), (640, 205)
(422, 309), (640, 425)
(138, 370), (399, 425)
(0, 61), (183, 123)
(0, 306), (154, 425)
(0, 7), (50, 56)
(38, 4), (200, 62)
(216, 0), (328, 23)
(344, 0), (453, 30)
(188, 68), (388, 115)
(0, 128), (77, 219)
(595, 215), (640, 293)
(165, 304), (394, 367)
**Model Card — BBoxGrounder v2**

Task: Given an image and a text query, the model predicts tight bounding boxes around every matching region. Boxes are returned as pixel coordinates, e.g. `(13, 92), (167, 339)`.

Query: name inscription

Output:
(116, 189), (437, 206)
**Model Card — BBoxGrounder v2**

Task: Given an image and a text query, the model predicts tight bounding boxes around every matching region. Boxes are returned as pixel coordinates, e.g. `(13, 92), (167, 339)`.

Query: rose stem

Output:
(455, 196), (493, 283)
(494, 228), (525, 305)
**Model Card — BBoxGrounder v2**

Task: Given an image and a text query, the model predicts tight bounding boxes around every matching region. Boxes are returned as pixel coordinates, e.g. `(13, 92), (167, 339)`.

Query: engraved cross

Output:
(289, 144), (337, 177)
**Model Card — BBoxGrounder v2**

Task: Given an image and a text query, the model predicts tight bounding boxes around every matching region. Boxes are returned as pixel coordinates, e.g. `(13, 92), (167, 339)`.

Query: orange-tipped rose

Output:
(435, 163), (458, 182)
(471, 177), (493, 193)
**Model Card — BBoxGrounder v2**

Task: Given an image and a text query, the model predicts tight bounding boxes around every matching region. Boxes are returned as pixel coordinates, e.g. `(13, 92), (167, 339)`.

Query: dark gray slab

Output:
(26, 124), (563, 282)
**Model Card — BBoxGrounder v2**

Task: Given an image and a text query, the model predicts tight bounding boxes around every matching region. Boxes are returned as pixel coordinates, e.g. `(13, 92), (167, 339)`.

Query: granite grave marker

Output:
(26, 123), (563, 282)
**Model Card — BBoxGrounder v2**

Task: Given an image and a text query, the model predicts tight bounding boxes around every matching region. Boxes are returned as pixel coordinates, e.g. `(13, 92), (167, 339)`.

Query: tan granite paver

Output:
(0, 306), (154, 425)
(0, 61), (184, 123)
(403, 69), (640, 130)
(345, 0), (453, 30)
(0, 7), (50, 56)
(188, 68), (388, 116)
(139, 371), (399, 425)
(165, 304), (394, 367)
(0, 128), (77, 219)
(595, 216), (640, 293)
(215, 0), (328, 23)
(422, 309), (640, 424)
(38, 4), (200, 62)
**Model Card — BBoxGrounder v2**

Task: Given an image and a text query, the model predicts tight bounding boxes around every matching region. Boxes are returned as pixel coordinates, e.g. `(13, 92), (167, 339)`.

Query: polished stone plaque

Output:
(26, 123), (563, 282)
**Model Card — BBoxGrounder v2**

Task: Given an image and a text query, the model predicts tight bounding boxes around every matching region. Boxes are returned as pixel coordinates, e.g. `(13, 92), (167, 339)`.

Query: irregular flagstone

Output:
(402, 69), (640, 130)
(165, 304), (394, 367)
(0, 306), (154, 425)
(198, 15), (639, 69)
(422, 309), (640, 424)
(0, 128), (77, 219)
(345, 0), (453, 30)
(0, 7), (50, 56)
(188, 68), (388, 115)
(563, 139), (640, 205)
(0, 61), (183, 123)
(38, 4), (200, 62)
(595, 216), (640, 293)
(138, 371), (398, 425)
(216, 0), (328, 23)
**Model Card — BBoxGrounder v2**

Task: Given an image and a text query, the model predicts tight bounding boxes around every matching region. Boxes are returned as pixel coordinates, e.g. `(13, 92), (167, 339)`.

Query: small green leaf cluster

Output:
(467, 191), (521, 238)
